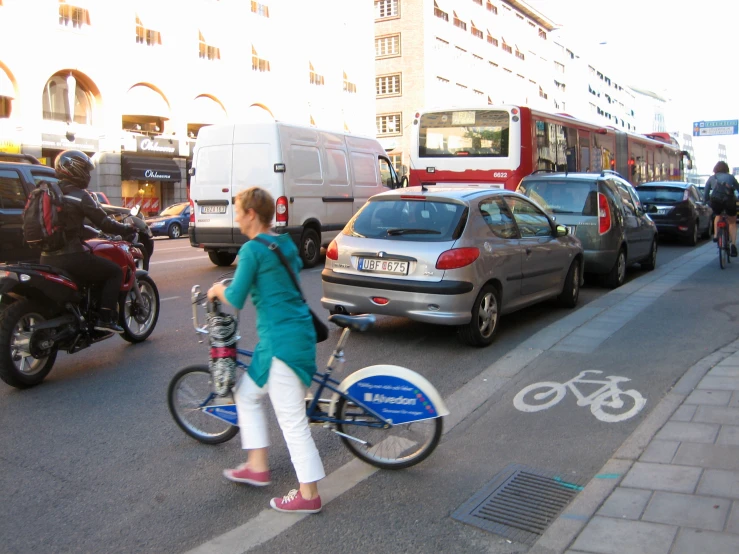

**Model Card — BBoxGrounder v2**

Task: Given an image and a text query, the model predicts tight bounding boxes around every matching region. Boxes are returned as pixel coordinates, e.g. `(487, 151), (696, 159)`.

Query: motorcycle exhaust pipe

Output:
(32, 314), (76, 331)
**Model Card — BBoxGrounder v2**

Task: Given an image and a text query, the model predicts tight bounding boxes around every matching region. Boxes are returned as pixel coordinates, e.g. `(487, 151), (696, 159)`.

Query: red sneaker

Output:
(223, 464), (271, 487)
(270, 489), (322, 514)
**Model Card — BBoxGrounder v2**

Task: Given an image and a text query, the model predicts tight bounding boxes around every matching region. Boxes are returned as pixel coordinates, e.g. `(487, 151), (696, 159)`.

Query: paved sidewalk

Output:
(530, 338), (739, 554)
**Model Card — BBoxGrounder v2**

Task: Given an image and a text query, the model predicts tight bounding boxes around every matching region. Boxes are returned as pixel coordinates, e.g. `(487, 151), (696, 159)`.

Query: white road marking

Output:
(156, 245), (200, 252)
(160, 296), (181, 302)
(150, 256), (209, 265)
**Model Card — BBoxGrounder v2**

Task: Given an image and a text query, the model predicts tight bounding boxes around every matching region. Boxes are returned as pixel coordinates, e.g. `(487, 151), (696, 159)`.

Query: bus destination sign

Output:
(693, 120), (739, 137)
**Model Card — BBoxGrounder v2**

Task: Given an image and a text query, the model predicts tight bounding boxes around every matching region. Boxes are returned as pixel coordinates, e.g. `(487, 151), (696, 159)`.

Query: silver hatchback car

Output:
(320, 187), (584, 346)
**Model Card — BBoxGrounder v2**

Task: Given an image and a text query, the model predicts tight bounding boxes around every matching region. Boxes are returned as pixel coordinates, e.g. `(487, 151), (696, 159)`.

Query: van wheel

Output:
(300, 228), (321, 268)
(208, 251), (236, 267)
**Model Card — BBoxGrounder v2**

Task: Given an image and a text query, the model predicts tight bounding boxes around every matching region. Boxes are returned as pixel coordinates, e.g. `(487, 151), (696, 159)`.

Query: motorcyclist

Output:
(41, 150), (136, 334)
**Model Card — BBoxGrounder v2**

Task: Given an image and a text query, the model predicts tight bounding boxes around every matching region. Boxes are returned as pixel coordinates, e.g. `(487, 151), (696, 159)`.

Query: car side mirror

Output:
(400, 175), (409, 188)
(556, 224), (568, 237)
(130, 205), (140, 217)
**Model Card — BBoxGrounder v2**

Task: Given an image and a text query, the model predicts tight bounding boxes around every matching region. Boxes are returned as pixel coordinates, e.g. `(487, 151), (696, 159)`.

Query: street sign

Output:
(693, 120), (739, 137)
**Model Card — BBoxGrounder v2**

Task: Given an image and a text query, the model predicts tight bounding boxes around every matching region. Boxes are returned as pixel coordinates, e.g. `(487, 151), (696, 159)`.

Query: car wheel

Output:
(686, 220), (698, 246)
(208, 251), (237, 267)
(300, 228), (321, 268)
(641, 238), (657, 271)
(557, 260), (580, 308)
(457, 285), (500, 347)
(605, 248), (626, 288)
(168, 223), (182, 240)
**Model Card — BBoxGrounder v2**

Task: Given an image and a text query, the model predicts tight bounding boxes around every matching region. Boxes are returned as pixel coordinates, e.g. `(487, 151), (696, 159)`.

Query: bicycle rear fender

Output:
(329, 365), (450, 424)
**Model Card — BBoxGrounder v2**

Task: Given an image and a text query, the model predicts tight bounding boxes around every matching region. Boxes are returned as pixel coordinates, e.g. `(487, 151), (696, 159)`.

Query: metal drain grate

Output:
(452, 464), (586, 545)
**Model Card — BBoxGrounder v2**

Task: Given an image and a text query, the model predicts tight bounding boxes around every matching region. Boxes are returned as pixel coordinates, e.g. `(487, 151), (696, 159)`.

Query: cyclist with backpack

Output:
(704, 161), (739, 257)
(38, 150), (136, 333)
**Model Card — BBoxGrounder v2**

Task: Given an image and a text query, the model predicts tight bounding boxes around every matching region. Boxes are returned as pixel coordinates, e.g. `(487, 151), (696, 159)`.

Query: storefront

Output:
(121, 136), (183, 217)
(40, 133), (99, 167)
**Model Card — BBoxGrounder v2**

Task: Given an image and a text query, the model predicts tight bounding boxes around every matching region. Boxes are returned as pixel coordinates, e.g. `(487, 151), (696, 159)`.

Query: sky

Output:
(525, 0), (739, 173)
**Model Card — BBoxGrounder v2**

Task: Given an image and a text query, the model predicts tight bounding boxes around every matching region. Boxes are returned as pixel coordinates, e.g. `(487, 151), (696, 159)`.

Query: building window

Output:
(389, 153), (403, 172)
(376, 114), (401, 136)
(515, 50), (525, 60)
(437, 76), (450, 84)
(453, 13), (467, 31)
(375, 0), (398, 19)
(489, 61), (498, 69)
(250, 1), (270, 17)
(539, 87), (548, 100)
(0, 97), (10, 118)
(554, 61), (565, 74)
(488, 95), (493, 104)
(59, 0), (90, 29)
(502, 42), (512, 54)
(539, 28), (547, 39)
(252, 46), (270, 72)
(434, 1), (448, 21)
(309, 62), (325, 86)
(486, 2), (497, 14)
(516, 13), (524, 20)
(42, 73), (93, 125)
(198, 31), (220, 59)
(376, 74), (401, 96)
(474, 89), (484, 96)
(471, 25), (483, 39)
(375, 34), (400, 57)
(457, 83), (467, 91)
(343, 71), (357, 93)
(487, 33), (498, 46)
(555, 81), (565, 92)
(135, 16), (162, 46)
(472, 0), (482, 5)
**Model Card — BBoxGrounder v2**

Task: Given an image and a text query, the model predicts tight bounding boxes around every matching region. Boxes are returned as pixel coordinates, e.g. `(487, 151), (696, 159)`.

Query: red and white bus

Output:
(407, 106), (690, 190)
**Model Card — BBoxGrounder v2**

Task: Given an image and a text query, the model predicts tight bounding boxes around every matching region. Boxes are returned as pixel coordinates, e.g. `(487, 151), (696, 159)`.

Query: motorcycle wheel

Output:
(119, 275), (160, 344)
(0, 300), (57, 389)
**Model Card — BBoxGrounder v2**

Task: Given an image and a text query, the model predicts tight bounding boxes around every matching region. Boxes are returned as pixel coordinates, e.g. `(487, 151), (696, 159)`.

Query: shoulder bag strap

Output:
(251, 236), (307, 303)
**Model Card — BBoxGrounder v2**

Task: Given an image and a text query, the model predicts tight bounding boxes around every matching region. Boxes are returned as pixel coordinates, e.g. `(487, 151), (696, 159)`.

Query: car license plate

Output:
(201, 205), (227, 214)
(358, 258), (408, 275)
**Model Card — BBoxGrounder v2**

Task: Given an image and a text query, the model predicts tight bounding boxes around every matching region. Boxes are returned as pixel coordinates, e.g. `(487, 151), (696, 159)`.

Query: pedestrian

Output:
(207, 186), (325, 514)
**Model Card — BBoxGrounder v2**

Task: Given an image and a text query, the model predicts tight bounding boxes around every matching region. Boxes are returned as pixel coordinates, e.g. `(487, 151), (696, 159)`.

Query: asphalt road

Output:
(0, 234), (725, 553)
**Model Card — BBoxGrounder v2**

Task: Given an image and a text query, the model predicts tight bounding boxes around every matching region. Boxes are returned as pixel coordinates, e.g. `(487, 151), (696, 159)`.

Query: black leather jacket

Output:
(41, 181), (132, 255)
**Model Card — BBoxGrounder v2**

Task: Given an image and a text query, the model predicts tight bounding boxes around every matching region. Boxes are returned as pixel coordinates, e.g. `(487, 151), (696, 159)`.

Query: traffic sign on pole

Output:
(693, 120), (739, 137)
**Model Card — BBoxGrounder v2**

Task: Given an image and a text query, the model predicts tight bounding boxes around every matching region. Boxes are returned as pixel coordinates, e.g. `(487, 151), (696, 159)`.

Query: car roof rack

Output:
(0, 153), (42, 165)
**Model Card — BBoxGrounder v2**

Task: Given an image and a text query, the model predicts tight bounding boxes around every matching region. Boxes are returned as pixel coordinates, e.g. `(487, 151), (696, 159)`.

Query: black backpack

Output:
(710, 176), (734, 203)
(22, 180), (67, 251)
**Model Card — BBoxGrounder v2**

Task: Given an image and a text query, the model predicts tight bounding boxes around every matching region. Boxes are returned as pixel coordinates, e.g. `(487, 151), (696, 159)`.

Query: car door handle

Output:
(525, 248), (532, 255)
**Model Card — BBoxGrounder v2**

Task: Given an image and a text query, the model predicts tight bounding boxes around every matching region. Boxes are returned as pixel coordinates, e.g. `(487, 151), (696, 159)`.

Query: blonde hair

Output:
(235, 187), (275, 226)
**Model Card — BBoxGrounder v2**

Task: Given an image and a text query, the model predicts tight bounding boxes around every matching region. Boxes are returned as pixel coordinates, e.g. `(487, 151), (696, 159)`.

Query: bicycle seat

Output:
(328, 314), (376, 332)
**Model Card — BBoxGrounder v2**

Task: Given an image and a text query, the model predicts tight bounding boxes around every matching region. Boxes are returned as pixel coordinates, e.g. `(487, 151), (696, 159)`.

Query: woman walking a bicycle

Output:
(207, 187), (325, 514)
(704, 161), (739, 257)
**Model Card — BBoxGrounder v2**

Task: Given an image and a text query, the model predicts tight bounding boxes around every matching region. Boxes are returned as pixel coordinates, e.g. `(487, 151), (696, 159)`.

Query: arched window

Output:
(42, 73), (93, 125)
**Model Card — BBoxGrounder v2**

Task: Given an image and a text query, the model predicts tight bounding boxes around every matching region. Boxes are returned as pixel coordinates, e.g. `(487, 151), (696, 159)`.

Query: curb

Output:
(528, 337), (739, 554)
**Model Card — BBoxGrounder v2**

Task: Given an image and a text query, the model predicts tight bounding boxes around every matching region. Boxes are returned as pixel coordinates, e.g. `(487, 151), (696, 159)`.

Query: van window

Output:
(518, 178), (597, 216)
(196, 146), (232, 187)
(345, 199), (466, 242)
(351, 151), (378, 187)
(325, 148), (349, 186)
(289, 145), (322, 185)
(378, 158), (393, 188)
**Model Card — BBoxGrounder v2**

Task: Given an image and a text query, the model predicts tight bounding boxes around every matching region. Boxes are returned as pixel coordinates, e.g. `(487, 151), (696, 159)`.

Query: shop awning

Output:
(121, 155), (181, 182)
(0, 70), (14, 99)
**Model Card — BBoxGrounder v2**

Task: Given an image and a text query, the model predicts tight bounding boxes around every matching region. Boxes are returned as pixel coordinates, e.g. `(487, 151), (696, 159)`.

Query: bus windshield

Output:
(418, 110), (510, 158)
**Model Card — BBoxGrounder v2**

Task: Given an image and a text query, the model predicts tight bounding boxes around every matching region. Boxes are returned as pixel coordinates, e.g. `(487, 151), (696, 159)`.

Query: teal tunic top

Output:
(224, 233), (317, 387)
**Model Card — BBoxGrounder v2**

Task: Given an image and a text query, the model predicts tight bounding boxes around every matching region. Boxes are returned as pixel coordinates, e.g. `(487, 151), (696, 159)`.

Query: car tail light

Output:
(275, 196), (288, 227)
(436, 247), (480, 270)
(326, 240), (338, 260)
(189, 199), (195, 223)
(598, 192), (611, 235)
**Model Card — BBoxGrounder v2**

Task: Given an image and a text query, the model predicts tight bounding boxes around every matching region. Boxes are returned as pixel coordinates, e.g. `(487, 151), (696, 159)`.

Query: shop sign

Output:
(0, 138), (21, 153)
(136, 136), (179, 155)
(42, 133), (99, 151)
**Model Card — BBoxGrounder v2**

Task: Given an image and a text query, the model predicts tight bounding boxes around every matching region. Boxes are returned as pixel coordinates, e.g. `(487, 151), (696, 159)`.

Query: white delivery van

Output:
(188, 122), (401, 267)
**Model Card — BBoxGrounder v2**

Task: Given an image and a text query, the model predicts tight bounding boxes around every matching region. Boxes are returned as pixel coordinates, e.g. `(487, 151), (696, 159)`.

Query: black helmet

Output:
(55, 149), (94, 188)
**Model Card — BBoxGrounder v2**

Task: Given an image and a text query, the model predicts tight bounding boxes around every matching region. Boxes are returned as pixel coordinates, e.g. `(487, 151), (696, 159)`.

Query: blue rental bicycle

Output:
(167, 282), (449, 470)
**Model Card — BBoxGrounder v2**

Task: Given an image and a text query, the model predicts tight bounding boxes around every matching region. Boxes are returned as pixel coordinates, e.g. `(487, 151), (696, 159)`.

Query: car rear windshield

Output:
(518, 179), (598, 215)
(345, 199), (467, 241)
(635, 187), (684, 204)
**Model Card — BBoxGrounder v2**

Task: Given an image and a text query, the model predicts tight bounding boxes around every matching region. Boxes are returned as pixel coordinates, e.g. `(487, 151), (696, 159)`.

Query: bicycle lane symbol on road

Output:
(513, 370), (646, 423)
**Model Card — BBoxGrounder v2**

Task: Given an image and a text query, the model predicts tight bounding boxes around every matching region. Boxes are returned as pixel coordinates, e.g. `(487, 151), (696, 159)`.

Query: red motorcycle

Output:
(0, 210), (160, 388)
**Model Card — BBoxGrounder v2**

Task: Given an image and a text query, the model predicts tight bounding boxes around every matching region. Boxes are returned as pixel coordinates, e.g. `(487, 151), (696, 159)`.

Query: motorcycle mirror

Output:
(130, 205), (140, 217)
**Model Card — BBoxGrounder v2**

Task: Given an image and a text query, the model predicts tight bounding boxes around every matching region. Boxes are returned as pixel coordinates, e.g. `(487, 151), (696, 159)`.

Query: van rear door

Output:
(191, 125), (235, 245)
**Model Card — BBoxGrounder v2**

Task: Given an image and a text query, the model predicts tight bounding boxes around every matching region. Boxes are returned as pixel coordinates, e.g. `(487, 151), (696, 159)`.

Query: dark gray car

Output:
(517, 171), (658, 288)
(321, 187), (583, 347)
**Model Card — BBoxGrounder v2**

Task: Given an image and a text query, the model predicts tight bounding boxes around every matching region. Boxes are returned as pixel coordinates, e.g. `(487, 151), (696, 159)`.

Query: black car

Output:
(635, 182), (712, 245)
(0, 153), (154, 268)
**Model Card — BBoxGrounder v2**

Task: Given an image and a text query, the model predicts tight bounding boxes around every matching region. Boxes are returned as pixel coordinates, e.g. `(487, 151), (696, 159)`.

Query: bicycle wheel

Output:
(513, 382), (567, 412)
(167, 365), (239, 445)
(590, 389), (646, 423)
(719, 227), (728, 269)
(335, 396), (443, 470)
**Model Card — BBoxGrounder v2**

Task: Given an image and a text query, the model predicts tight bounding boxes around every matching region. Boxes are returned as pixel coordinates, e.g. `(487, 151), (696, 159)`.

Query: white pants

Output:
(233, 357), (325, 484)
